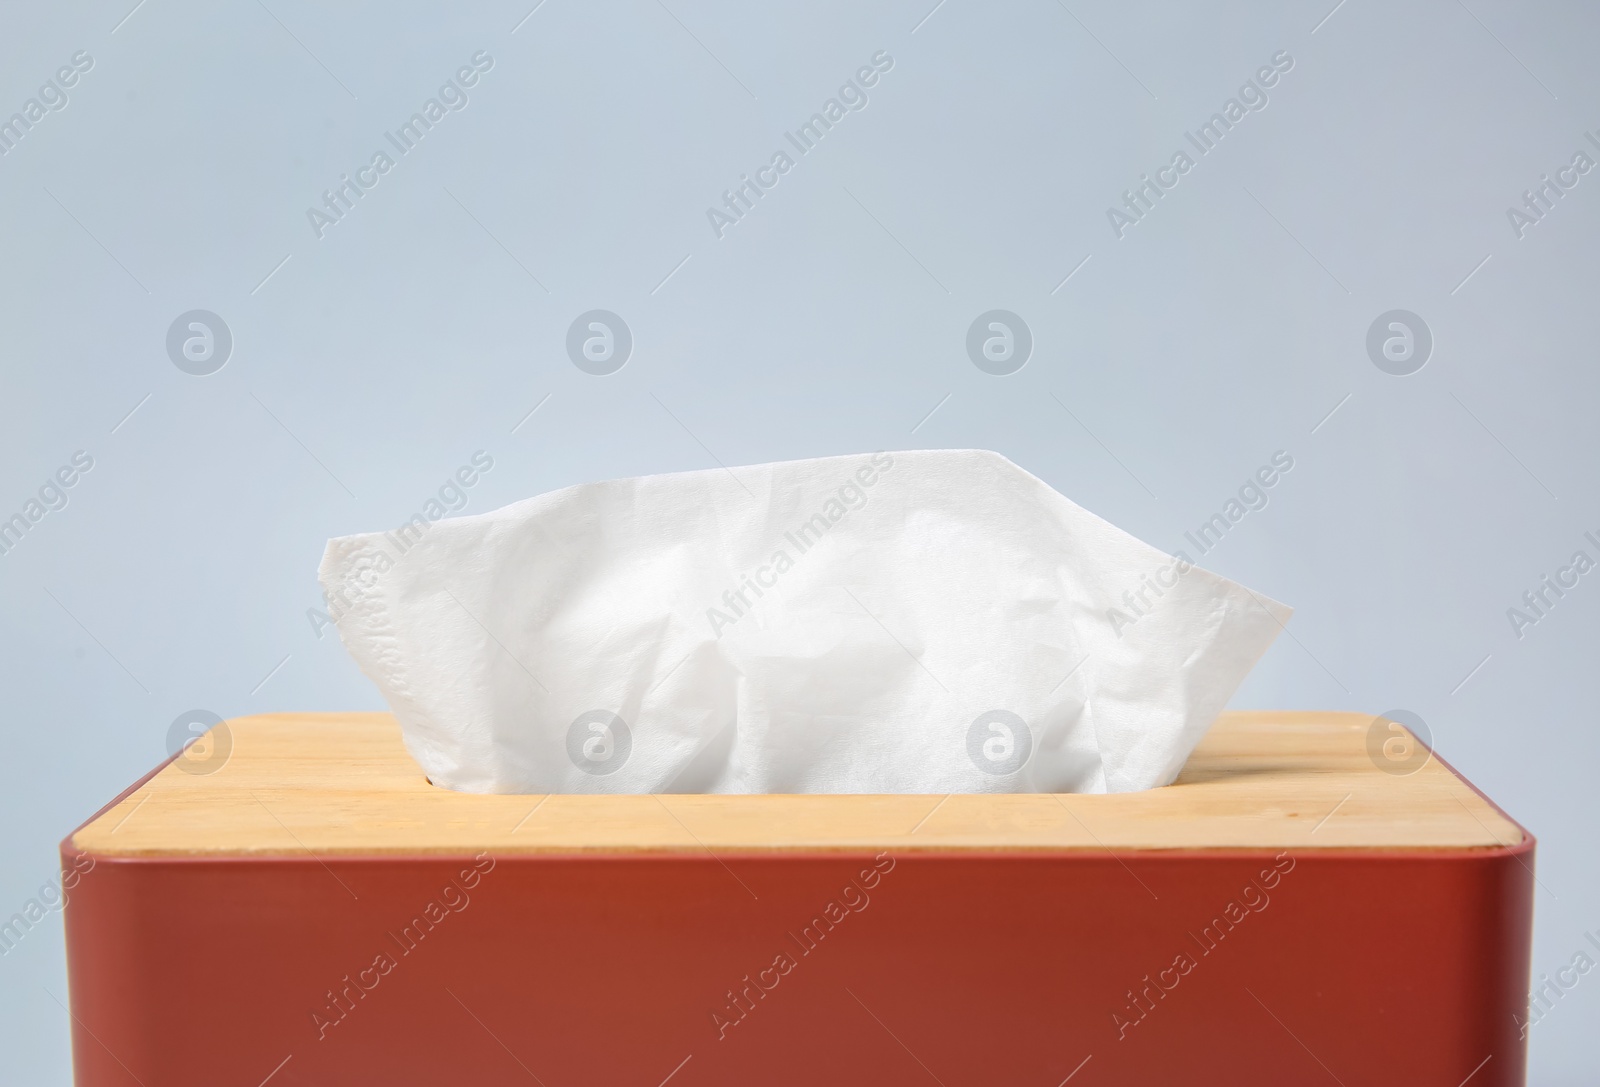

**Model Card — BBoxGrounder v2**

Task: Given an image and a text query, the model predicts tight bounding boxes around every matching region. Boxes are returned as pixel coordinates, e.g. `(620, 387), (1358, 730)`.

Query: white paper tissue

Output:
(320, 449), (1290, 795)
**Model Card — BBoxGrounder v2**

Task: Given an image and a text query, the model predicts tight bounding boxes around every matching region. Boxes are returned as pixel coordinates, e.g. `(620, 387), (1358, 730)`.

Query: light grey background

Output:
(2, 0), (1596, 1082)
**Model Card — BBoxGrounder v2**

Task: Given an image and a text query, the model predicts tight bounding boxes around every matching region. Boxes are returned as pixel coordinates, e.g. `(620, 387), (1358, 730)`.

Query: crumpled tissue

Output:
(319, 449), (1290, 794)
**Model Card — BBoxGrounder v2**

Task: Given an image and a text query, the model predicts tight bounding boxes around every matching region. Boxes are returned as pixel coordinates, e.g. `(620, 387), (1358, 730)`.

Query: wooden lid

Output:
(71, 711), (1522, 857)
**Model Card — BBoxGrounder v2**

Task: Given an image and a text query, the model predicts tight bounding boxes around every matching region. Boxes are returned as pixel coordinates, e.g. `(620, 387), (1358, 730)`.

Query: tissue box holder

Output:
(61, 711), (1532, 1086)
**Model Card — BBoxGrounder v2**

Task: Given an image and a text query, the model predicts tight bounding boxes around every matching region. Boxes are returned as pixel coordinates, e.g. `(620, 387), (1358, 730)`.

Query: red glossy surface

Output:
(62, 840), (1532, 1086)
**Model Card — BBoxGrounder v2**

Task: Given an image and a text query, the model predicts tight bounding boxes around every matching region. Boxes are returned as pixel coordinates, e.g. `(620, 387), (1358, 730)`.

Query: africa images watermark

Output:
(705, 451), (894, 637)
(1111, 851), (1296, 1040)
(710, 853), (895, 1040)
(1107, 450), (1294, 638)
(0, 450), (95, 559)
(1504, 527), (1600, 640)
(705, 51), (895, 239)
(0, 852), (95, 958)
(307, 51), (494, 239)
(310, 852), (495, 1040)
(1506, 131), (1600, 239)
(1178, 450), (1294, 557)
(1107, 50), (1294, 238)
(309, 450), (495, 637)
(0, 51), (93, 157)
(1516, 926), (1600, 1040)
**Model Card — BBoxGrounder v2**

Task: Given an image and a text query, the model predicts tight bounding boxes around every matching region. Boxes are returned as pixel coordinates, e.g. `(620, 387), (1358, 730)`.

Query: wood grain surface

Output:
(72, 710), (1522, 856)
